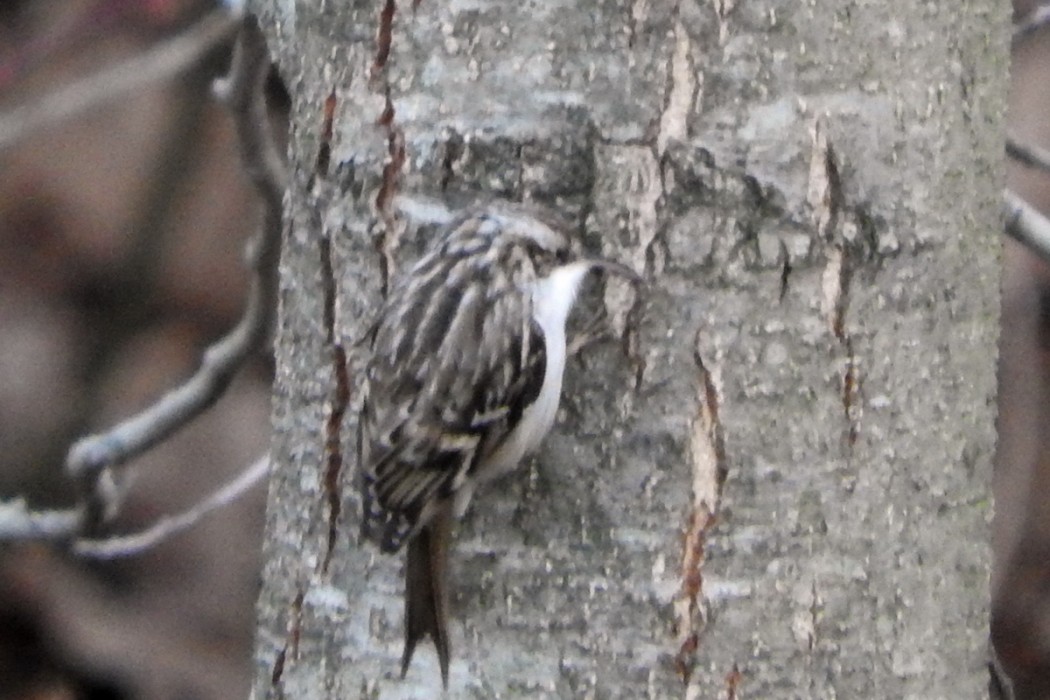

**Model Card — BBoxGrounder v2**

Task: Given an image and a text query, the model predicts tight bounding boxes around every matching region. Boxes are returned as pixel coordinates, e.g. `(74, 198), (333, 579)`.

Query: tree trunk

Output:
(250, 1), (1005, 697)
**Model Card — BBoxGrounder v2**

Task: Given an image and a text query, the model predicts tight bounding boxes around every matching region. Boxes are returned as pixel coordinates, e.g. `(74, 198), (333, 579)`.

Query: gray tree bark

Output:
(250, 1), (1006, 697)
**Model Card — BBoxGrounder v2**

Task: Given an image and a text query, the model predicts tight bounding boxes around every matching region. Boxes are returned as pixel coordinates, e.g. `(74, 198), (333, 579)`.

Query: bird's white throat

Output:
(461, 261), (591, 503)
(531, 261), (592, 334)
(512, 261), (591, 457)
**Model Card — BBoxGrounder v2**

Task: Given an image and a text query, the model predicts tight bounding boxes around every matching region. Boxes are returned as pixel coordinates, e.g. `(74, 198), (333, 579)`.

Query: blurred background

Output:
(0, 0), (1044, 698)
(0, 1), (278, 697)
(997, 1), (1050, 696)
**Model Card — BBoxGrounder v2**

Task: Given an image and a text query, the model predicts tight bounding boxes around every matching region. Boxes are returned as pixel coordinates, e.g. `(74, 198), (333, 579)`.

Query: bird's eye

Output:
(555, 248), (572, 264)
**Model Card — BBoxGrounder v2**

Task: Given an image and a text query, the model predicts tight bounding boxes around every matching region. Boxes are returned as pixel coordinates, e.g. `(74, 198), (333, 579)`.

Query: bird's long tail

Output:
(401, 506), (451, 688)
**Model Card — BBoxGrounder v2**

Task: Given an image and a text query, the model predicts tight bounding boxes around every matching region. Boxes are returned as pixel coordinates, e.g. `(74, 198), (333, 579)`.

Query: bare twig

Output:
(1015, 4), (1050, 44)
(0, 10), (238, 151)
(0, 16), (282, 552)
(1006, 133), (1050, 176)
(1003, 134), (1050, 260)
(213, 18), (288, 211)
(62, 16), (284, 536)
(0, 500), (80, 541)
(73, 456), (268, 558)
(1004, 190), (1050, 264)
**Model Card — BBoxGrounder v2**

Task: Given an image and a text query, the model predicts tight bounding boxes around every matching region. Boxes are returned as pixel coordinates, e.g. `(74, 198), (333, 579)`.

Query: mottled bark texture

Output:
(250, 1), (1005, 697)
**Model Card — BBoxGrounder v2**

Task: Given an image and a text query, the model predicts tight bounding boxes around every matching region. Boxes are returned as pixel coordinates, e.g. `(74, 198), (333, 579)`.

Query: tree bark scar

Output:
(320, 237), (349, 574)
(778, 239), (791, 302)
(371, 0), (396, 81)
(313, 90), (337, 178)
(271, 589), (305, 687)
(821, 244), (860, 450)
(807, 117), (843, 243)
(374, 93), (406, 295)
(811, 118), (862, 452)
(657, 8), (697, 157)
(368, 0), (405, 295)
(674, 330), (728, 683)
(724, 662), (743, 699)
(841, 335), (859, 449)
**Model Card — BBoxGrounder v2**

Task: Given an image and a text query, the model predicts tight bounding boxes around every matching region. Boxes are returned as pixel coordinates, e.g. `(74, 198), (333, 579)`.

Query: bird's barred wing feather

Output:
(359, 219), (547, 553)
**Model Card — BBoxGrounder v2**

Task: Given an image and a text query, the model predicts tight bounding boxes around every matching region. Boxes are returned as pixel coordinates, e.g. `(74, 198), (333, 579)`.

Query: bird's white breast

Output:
(520, 261), (591, 448)
(454, 262), (590, 515)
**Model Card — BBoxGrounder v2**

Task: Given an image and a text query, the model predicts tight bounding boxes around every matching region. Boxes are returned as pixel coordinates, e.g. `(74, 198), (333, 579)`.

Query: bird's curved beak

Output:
(586, 258), (646, 287)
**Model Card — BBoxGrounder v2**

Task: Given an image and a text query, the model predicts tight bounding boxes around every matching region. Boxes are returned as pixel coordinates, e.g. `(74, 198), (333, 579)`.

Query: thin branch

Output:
(213, 18), (288, 214)
(64, 17), (284, 534)
(1004, 189), (1050, 264)
(0, 500), (80, 541)
(0, 9), (238, 151)
(73, 456), (268, 558)
(1015, 4), (1050, 44)
(1006, 133), (1050, 176)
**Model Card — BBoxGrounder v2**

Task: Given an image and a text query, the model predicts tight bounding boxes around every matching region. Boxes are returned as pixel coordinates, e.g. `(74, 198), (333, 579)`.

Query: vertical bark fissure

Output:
(375, 96), (406, 294)
(371, 0), (396, 80)
(675, 331), (729, 684)
(811, 119), (861, 451)
(314, 90), (337, 177)
(319, 237), (349, 574)
(270, 588), (305, 689)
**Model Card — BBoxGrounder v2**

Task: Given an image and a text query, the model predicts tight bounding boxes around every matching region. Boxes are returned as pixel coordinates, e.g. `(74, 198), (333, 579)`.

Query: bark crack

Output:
(439, 129), (463, 192)
(821, 246), (860, 450)
(594, 145), (658, 390)
(711, 0), (738, 44)
(810, 118), (860, 450)
(320, 237), (349, 574)
(778, 239), (791, 302)
(270, 588), (305, 687)
(375, 93), (406, 294)
(627, 0), (645, 49)
(368, 0), (406, 294)
(314, 90), (337, 178)
(370, 0), (396, 81)
(841, 336), (859, 448)
(657, 7), (699, 157)
(724, 663), (743, 699)
(674, 330), (728, 684)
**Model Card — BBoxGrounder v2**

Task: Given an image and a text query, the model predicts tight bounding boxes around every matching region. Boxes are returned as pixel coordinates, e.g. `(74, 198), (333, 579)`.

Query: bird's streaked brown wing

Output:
(358, 217), (547, 553)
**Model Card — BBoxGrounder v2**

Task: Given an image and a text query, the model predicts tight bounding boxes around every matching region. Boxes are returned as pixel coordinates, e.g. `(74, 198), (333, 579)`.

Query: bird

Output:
(357, 203), (642, 687)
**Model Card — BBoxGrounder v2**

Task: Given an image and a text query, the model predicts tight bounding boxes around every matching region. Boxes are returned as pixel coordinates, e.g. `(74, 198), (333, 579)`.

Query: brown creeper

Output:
(358, 203), (641, 687)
